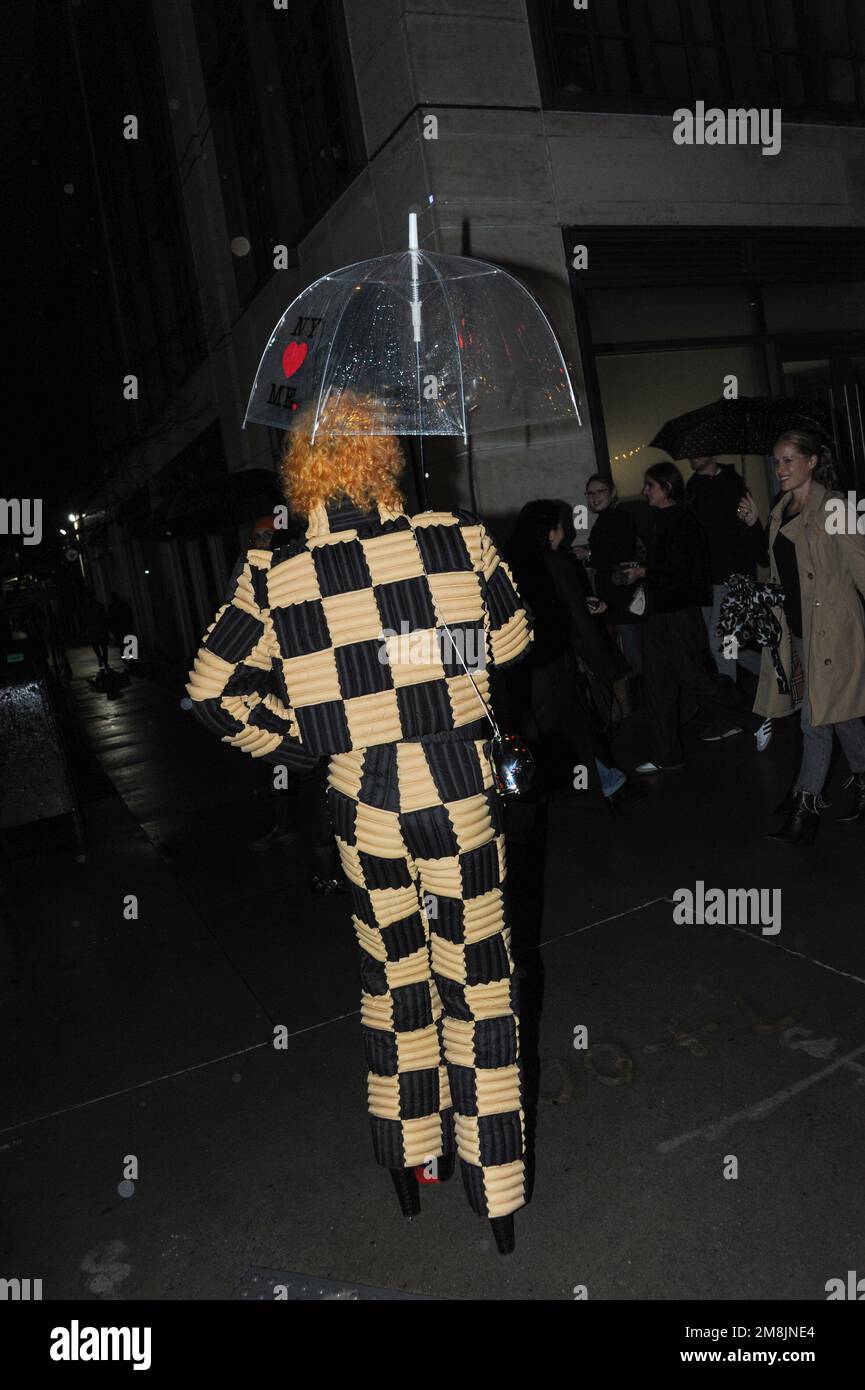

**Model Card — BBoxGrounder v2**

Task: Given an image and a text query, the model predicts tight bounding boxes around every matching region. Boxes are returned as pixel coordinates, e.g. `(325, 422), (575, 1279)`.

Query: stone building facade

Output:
(73, 0), (865, 657)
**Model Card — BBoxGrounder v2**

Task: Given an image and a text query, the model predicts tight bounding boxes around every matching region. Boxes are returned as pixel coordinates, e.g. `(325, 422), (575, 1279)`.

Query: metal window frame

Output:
(268, 0), (366, 234)
(193, 0), (280, 308)
(527, 0), (865, 122)
(561, 226), (865, 288)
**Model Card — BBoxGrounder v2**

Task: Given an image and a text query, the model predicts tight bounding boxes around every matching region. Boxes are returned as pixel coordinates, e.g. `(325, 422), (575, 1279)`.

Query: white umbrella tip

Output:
(408, 212), (418, 251)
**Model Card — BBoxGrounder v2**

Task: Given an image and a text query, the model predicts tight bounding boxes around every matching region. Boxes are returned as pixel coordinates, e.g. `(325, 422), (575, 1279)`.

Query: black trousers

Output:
(643, 607), (761, 765)
(526, 651), (610, 796)
(263, 760), (340, 875)
(293, 760), (341, 876)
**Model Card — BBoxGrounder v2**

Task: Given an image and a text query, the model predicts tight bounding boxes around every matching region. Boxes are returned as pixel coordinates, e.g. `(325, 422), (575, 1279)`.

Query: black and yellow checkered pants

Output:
(327, 728), (525, 1220)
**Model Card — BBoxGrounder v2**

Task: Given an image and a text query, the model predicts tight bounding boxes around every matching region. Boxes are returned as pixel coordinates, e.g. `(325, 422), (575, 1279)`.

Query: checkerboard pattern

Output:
(184, 551), (317, 769)
(328, 734), (525, 1220)
(185, 507), (531, 764)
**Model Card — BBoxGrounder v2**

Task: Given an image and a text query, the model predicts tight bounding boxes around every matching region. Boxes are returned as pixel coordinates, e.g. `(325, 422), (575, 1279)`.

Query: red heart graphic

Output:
(282, 340), (308, 379)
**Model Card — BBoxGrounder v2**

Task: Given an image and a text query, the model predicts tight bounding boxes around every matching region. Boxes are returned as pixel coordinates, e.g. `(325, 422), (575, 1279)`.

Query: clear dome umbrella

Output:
(244, 214), (580, 445)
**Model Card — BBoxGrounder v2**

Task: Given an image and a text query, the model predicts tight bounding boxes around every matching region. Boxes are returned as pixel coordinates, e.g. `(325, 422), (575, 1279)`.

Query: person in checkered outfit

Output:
(186, 394), (533, 1254)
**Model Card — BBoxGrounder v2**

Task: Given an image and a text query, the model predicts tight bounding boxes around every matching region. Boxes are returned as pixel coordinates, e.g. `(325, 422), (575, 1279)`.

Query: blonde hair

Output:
(279, 392), (406, 518)
(775, 430), (838, 490)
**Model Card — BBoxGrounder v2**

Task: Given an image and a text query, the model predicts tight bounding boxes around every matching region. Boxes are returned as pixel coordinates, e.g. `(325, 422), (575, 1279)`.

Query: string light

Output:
(610, 443), (646, 463)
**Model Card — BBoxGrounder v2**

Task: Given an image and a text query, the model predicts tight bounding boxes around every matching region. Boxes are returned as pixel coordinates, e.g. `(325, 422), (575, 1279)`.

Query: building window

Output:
(193, 0), (362, 304)
(531, 0), (865, 121)
(73, 0), (204, 422)
(193, 0), (277, 306)
(270, 0), (362, 224)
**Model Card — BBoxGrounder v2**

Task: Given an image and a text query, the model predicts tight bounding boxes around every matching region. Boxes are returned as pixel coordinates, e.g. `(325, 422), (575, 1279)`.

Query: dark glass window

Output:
(272, 0), (360, 223)
(193, 0), (276, 305)
(74, 0), (204, 423)
(532, 0), (865, 121)
(193, 0), (362, 302)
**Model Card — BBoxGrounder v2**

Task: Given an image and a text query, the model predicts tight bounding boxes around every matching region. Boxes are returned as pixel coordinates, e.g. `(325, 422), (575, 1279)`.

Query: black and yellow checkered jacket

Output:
(186, 501), (532, 767)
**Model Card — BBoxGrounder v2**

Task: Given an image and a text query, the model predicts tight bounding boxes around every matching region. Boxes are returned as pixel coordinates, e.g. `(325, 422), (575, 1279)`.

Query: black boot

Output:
(774, 783), (797, 818)
(837, 773), (865, 823)
(627, 674), (645, 712)
(249, 824), (296, 852)
(389, 1167), (421, 1218)
(490, 1215), (515, 1255)
(767, 791), (821, 845)
(606, 777), (648, 817)
(308, 845), (347, 895)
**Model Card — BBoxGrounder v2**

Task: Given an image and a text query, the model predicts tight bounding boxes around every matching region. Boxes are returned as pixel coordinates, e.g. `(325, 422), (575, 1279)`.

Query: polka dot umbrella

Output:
(649, 396), (833, 461)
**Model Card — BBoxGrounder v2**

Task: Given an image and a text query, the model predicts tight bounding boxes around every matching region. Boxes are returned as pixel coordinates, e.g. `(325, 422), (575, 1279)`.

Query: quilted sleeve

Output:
(185, 553), (318, 771)
(478, 523), (533, 669)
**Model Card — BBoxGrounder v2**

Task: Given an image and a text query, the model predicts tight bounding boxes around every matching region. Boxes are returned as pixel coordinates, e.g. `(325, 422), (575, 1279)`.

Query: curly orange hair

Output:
(279, 392), (406, 518)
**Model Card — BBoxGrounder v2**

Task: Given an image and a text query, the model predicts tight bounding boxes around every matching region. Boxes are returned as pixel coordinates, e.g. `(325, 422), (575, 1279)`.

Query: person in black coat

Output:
(107, 592), (135, 649)
(506, 499), (643, 812)
(82, 591), (110, 669)
(226, 512), (346, 894)
(624, 463), (768, 773)
(577, 473), (644, 674)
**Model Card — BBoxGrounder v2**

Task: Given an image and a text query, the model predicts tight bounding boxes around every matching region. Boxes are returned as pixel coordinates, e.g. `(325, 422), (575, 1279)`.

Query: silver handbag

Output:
(439, 623), (535, 798)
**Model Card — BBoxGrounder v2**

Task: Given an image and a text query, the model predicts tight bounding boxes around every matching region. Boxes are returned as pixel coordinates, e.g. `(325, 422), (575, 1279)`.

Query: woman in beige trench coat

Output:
(739, 430), (865, 844)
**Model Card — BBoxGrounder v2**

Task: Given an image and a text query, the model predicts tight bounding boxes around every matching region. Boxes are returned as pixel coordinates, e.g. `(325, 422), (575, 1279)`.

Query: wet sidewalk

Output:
(2, 647), (864, 1299)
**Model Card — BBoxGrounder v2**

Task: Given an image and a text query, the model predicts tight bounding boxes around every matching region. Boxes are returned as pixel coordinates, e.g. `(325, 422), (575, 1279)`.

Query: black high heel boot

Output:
(767, 791), (821, 845)
(437, 1155), (455, 1182)
(389, 1167), (421, 1218)
(774, 782), (797, 818)
(490, 1215), (515, 1255)
(837, 773), (865, 823)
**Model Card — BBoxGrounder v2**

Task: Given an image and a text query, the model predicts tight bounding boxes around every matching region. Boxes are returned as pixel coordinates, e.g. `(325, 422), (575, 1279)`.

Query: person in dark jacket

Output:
(578, 473), (644, 674)
(686, 456), (765, 679)
(229, 515), (346, 893)
(82, 591), (110, 669)
(107, 592), (135, 649)
(625, 463), (770, 773)
(506, 499), (643, 812)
